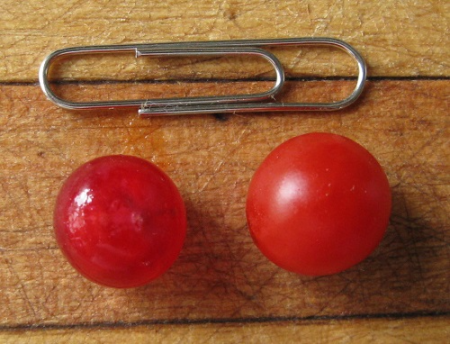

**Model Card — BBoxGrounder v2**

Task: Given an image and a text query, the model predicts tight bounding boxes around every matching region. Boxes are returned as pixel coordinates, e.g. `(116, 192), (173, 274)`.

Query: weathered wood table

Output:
(0, 1), (448, 342)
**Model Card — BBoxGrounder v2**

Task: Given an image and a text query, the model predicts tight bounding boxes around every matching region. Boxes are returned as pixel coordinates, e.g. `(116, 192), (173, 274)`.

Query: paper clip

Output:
(39, 37), (367, 116)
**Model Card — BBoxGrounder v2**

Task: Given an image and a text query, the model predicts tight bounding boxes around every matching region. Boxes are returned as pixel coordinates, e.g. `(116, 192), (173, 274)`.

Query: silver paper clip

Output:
(39, 38), (367, 116)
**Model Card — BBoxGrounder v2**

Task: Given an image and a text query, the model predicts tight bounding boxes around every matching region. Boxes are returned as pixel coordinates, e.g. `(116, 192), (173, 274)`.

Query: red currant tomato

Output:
(54, 155), (186, 288)
(246, 133), (391, 276)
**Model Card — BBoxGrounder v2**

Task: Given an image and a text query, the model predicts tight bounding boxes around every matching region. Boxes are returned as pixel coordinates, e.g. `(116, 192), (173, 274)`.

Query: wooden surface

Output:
(0, 0), (449, 343)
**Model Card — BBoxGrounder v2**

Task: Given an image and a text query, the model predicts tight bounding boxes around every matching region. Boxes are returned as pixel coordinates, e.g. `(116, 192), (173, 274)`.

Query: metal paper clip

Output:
(39, 38), (367, 116)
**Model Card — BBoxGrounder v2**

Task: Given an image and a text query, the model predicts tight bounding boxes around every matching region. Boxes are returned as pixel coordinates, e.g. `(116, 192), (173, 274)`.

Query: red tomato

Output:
(246, 133), (391, 276)
(54, 155), (186, 288)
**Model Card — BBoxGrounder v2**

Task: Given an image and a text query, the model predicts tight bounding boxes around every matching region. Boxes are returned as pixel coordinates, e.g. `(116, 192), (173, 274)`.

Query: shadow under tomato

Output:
(120, 177), (448, 323)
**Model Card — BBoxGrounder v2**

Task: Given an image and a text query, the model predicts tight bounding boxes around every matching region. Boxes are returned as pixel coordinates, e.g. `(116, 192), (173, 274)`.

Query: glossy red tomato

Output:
(246, 133), (391, 276)
(54, 155), (186, 288)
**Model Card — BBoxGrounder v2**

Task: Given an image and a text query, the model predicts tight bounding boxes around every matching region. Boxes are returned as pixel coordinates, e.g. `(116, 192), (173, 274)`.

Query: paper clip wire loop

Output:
(39, 37), (367, 116)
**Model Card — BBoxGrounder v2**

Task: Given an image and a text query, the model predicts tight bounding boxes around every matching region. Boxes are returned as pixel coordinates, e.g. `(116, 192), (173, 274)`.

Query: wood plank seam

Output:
(0, 311), (449, 332)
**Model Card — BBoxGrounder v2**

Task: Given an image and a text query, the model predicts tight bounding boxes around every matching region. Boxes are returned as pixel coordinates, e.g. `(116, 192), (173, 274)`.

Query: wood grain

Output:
(0, 81), (448, 328)
(1, 316), (449, 344)
(1, 0), (449, 81)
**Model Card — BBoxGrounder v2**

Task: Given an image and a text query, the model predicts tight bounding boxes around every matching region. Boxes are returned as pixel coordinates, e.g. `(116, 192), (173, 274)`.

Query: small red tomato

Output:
(54, 155), (186, 288)
(246, 133), (391, 276)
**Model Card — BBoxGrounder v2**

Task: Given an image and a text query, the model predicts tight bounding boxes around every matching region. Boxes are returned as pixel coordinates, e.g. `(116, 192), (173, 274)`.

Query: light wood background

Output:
(0, 0), (449, 343)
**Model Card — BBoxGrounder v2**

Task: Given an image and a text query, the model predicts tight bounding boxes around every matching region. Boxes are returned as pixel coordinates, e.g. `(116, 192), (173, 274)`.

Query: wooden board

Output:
(1, 317), (449, 344)
(1, 0), (449, 81)
(0, 0), (449, 342)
